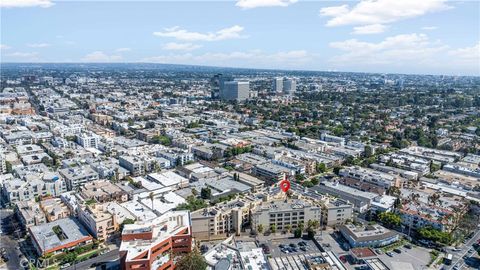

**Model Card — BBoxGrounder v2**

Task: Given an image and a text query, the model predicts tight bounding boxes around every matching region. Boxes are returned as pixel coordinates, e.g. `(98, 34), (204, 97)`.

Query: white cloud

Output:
(142, 50), (311, 68)
(0, 44), (11, 50)
(162, 42), (202, 51)
(115, 48), (131, 52)
(235, 0), (297, 9)
(82, 51), (122, 62)
(422, 26), (438, 31)
(153, 25), (246, 42)
(0, 0), (54, 8)
(352, 24), (388, 35)
(320, 0), (451, 27)
(448, 42), (480, 67)
(27, 43), (50, 48)
(329, 33), (448, 65)
(5, 52), (39, 60)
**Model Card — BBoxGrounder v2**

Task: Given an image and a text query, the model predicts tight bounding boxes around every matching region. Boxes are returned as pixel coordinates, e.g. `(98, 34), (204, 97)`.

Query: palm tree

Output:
(149, 192), (155, 210)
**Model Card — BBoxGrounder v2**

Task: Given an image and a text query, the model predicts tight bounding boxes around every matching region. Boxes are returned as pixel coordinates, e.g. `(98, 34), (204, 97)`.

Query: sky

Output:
(1, 0), (479, 75)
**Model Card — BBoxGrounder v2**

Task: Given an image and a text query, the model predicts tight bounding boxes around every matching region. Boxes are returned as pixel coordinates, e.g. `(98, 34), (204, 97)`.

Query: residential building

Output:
(59, 165), (99, 190)
(29, 218), (93, 256)
(78, 203), (118, 241)
(251, 198), (322, 232)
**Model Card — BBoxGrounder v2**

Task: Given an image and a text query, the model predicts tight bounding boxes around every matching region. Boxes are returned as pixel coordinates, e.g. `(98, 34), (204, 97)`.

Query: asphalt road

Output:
(448, 229), (480, 270)
(0, 209), (24, 270)
(64, 249), (119, 270)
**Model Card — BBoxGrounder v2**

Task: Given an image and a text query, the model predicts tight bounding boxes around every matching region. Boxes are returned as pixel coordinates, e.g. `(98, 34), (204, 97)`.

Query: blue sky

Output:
(1, 0), (479, 75)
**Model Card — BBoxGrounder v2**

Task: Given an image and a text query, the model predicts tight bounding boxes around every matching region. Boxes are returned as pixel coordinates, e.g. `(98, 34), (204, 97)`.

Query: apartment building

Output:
(251, 199), (322, 232)
(15, 200), (47, 229)
(119, 155), (157, 177)
(77, 132), (100, 149)
(322, 198), (354, 226)
(78, 203), (118, 241)
(59, 165), (99, 190)
(191, 197), (260, 239)
(120, 211), (192, 270)
(40, 198), (71, 222)
(79, 180), (128, 203)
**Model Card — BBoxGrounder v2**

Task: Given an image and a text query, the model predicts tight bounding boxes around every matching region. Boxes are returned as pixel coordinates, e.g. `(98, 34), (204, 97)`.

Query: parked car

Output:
(375, 249), (383, 255)
(393, 248), (402, 253)
(300, 246), (307, 252)
(386, 252), (394, 257)
(289, 243), (297, 248)
(404, 244), (412, 249)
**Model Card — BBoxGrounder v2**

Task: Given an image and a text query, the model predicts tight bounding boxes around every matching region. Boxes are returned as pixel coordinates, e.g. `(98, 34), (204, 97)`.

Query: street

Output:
(447, 229), (480, 270)
(64, 249), (119, 270)
(0, 209), (24, 270)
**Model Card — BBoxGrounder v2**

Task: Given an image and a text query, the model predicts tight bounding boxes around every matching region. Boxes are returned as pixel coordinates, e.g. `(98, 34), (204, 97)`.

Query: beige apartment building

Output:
(78, 203), (118, 241)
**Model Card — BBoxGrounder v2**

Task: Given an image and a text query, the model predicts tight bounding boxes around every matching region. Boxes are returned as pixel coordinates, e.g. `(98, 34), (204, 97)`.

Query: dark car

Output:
(289, 243), (297, 248)
(393, 248), (402, 253)
(404, 244), (412, 249)
(300, 246), (307, 251)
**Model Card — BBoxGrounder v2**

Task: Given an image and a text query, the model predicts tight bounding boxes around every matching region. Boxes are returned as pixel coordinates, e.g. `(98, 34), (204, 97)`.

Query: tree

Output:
(41, 156), (53, 167)
(270, 224), (277, 233)
(378, 212), (401, 228)
(285, 224), (292, 233)
(333, 166), (342, 175)
(364, 145), (374, 158)
(307, 228), (316, 239)
(316, 163), (327, 173)
(200, 187), (212, 200)
(149, 192), (155, 210)
(175, 250), (207, 270)
(257, 224), (264, 234)
(418, 226), (452, 245)
(294, 228), (302, 238)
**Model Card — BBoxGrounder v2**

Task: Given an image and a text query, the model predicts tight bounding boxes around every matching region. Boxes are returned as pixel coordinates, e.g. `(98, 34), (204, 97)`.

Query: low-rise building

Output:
(339, 224), (399, 248)
(59, 165), (99, 190)
(29, 218), (93, 256)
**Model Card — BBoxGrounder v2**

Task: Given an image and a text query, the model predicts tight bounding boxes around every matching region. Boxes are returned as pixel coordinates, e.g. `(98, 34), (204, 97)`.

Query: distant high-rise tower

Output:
(272, 77), (283, 93)
(211, 73), (234, 99)
(283, 78), (296, 95)
(220, 81), (250, 101)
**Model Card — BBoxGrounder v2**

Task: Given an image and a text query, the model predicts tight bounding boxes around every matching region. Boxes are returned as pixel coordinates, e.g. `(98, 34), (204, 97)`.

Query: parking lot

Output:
(376, 245), (431, 270)
(263, 238), (322, 258)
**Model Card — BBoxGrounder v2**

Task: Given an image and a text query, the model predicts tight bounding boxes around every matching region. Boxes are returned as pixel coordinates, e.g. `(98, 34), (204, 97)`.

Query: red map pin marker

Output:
(280, 179), (291, 192)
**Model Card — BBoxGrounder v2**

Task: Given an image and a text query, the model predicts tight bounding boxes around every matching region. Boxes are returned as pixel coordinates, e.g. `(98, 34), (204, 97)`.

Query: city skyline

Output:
(1, 0), (479, 76)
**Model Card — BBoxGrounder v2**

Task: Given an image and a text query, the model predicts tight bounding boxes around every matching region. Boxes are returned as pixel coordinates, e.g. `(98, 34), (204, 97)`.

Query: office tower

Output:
(273, 77), (283, 93)
(210, 73), (234, 99)
(283, 78), (296, 95)
(220, 81), (250, 101)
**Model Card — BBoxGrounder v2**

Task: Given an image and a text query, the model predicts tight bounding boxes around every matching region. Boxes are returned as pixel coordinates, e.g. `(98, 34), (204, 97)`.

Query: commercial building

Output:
(253, 162), (289, 182)
(339, 224), (399, 248)
(119, 211), (192, 270)
(339, 166), (402, 189)
(273, 77), (283, 93)
(220, 81), (250, 101)
(283, 78), (296, 95)
(29, 218), (93, 256)
(314, 182), (378, 213)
